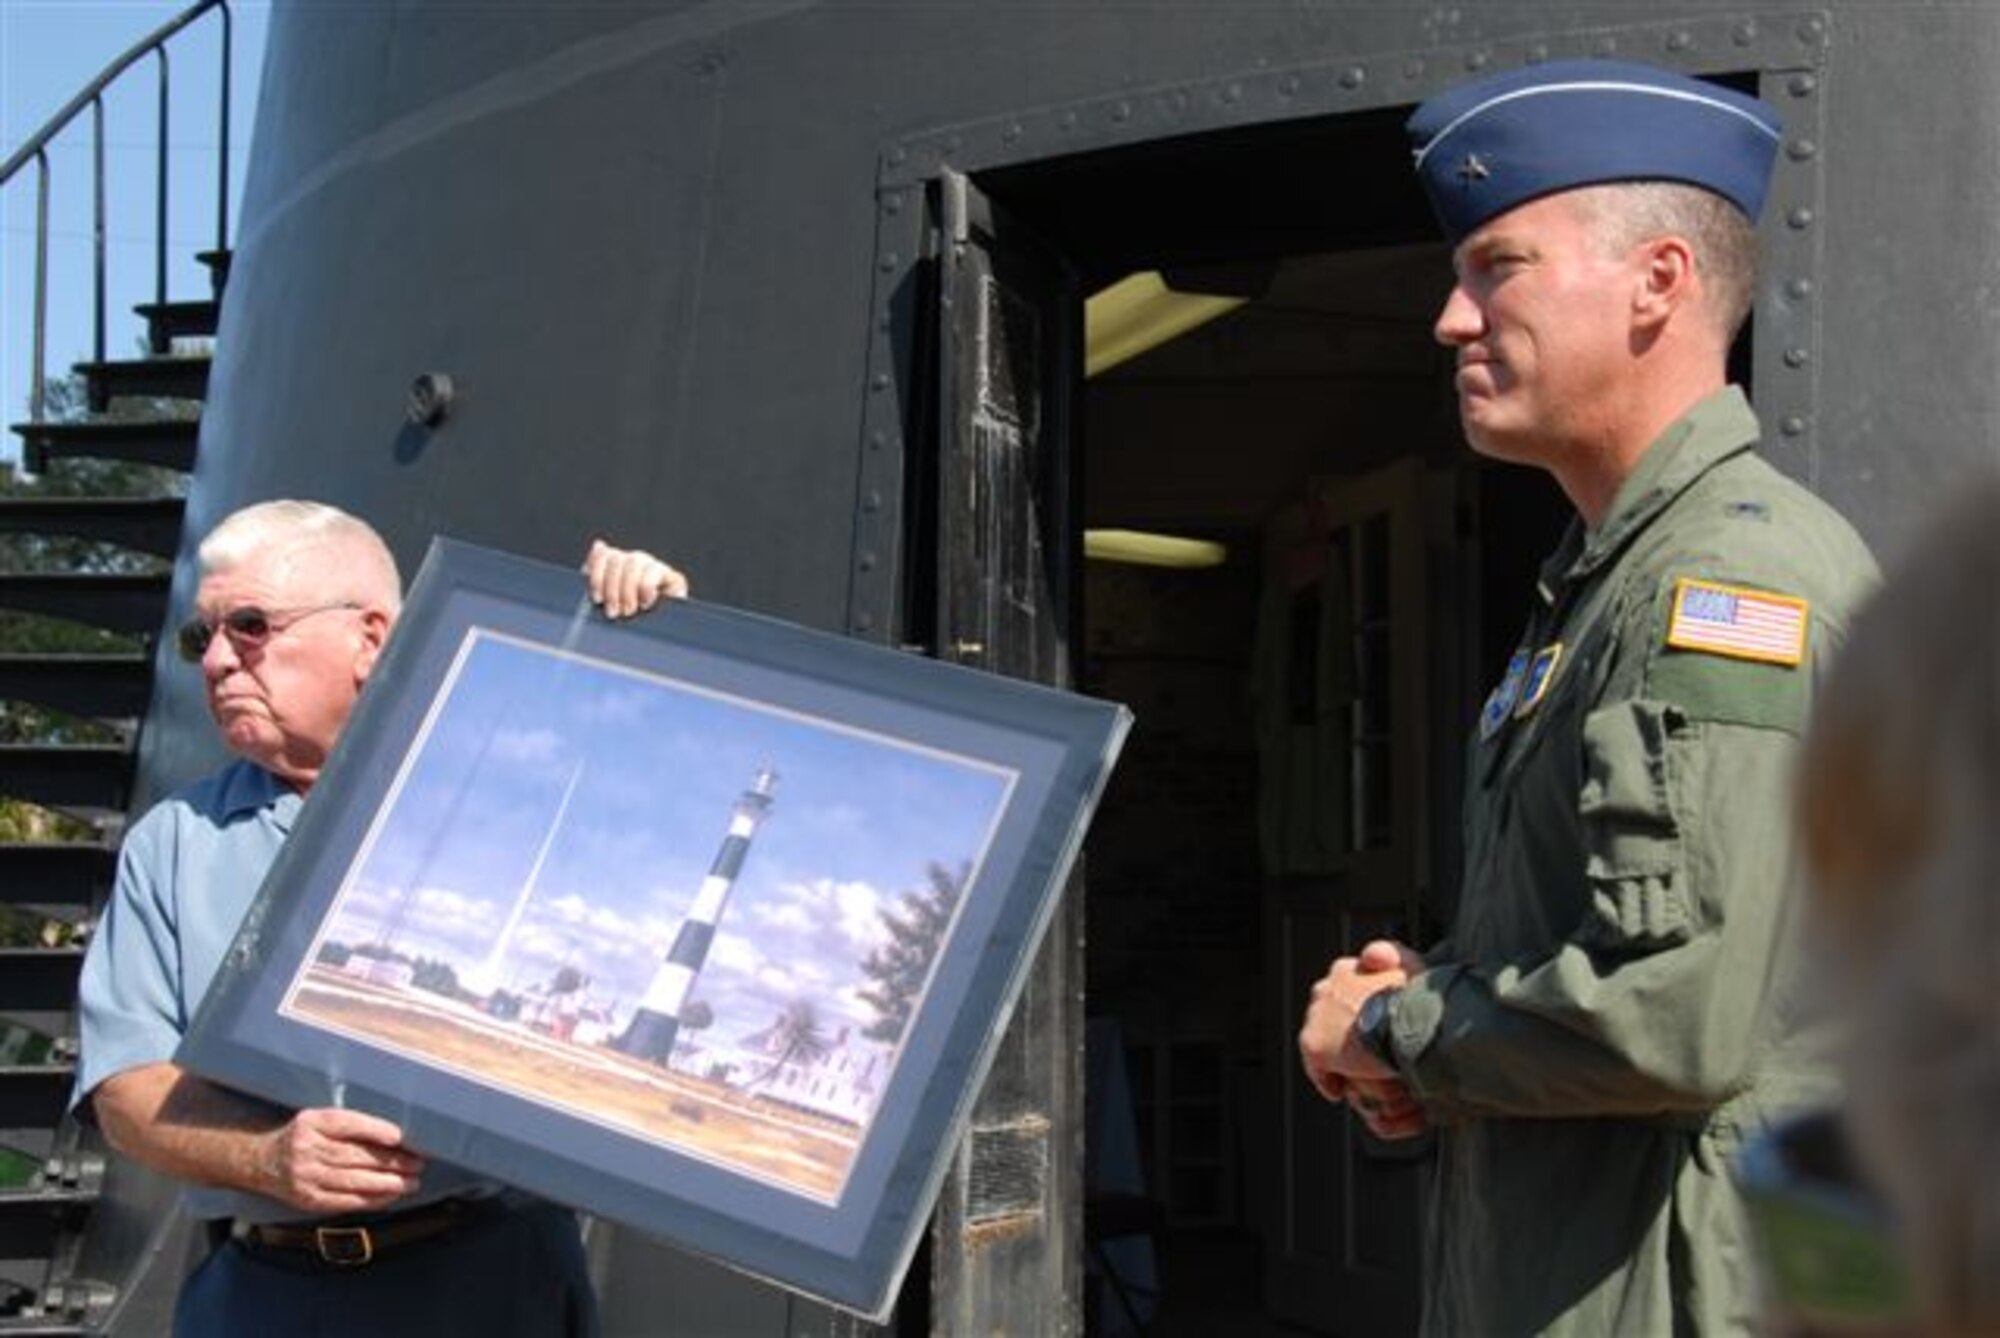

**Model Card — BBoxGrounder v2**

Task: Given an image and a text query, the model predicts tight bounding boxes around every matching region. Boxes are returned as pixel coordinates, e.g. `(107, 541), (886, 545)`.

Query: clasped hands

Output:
(1298, 939), (1429, 1141)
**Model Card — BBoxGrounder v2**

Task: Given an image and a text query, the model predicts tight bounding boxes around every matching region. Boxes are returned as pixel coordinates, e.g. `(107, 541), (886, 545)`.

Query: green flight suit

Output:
(1383, 388), (1879, 1336)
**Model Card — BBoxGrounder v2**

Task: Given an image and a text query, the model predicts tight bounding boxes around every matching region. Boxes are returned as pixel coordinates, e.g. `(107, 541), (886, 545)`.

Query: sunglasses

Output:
(175, 601), (363, 663)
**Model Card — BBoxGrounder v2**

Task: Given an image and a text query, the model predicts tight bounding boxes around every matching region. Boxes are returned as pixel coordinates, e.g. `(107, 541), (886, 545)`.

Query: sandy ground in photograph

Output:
(286, 967), (862, 1201)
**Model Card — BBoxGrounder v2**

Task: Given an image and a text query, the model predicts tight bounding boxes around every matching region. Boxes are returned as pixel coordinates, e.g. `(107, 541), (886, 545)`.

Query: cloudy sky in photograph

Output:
(305, 629), (1014, 1047)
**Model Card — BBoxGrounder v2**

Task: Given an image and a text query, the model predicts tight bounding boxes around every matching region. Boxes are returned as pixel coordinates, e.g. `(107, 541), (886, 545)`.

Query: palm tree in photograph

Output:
(743, 998), (834, 1092)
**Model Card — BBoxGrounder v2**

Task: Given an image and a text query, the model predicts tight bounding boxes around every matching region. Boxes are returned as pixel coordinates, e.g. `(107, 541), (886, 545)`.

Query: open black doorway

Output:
(974, 113), (1572, 1336)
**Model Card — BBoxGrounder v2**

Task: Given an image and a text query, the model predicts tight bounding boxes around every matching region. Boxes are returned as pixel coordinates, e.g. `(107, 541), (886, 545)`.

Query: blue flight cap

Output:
(1406, 59), (1784, 242)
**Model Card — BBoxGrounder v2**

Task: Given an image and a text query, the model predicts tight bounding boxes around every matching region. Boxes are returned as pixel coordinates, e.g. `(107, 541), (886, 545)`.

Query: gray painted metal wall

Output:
(100, 2), (2000, 1333)
(148, 2), (2000, 785)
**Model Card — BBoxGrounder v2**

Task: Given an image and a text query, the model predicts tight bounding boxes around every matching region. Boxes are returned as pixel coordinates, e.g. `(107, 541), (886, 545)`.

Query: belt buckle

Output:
(313, 1225), (375, 1266)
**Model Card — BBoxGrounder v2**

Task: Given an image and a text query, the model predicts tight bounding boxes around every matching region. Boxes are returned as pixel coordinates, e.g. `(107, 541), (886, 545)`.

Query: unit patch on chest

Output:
(1480, 649), (1529, 740)
(1513, 642), (1563, 718)
(1664, 577), (1809, 667)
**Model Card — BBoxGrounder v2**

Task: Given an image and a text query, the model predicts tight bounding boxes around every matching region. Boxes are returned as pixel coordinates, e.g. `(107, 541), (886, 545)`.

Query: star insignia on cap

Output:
(1456, 153), (1491, 183)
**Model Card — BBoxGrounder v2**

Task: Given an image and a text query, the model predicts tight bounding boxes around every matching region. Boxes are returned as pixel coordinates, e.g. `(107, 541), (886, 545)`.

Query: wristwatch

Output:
(1356, 987), (1401, 1071)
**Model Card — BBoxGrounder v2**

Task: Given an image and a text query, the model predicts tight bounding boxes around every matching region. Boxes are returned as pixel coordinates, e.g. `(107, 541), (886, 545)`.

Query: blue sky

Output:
(1, 1), (269, 460)
(308, 630), (1016, 1048)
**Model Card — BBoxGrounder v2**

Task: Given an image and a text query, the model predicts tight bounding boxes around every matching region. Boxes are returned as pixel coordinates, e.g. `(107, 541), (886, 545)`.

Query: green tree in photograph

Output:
(856, 860), (967, 1045)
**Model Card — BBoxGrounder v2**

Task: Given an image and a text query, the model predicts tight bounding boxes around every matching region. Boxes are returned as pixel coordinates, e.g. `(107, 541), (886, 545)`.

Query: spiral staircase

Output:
(0, 3), (235, 1328)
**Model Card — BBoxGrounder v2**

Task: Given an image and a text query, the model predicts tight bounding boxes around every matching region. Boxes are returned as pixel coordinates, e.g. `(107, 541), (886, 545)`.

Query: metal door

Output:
(1260, 458), (1429, 1336)
(927, 168), (1084, 1334)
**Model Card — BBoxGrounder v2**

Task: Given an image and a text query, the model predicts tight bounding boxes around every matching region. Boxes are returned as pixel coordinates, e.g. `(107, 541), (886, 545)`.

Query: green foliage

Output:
(0, 904), (78, 947)
(0, 1143), (41, 1189)
(855, 861), (967, 1045)
(0, 802), (93, 842)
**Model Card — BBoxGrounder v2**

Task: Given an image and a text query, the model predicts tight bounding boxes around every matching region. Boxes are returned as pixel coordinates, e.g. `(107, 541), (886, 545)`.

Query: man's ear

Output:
(353, 608), (394, 686)
(1632, 234), (1697, 329)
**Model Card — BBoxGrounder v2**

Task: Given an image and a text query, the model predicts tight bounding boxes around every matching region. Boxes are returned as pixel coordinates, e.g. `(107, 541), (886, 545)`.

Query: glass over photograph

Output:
(285, 627), (1014, 1205)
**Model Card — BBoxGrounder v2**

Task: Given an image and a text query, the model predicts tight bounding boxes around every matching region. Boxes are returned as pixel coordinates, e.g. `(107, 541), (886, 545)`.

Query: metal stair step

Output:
(0, 1068), (74, 1133)
(0, 845), (113, 911)
(0, 499), (184, 560)
(0, 1186), (95, 1265)
(0, 950), (86, 1014)
(0, 747), (131, 818)
(0, 1316), (90, 1336)
(0, 572), (171, 637)
(135, 298), (221, 352)
(9, 418), (198, 474)
(196, 248), (231, 293)
(74, 356), (209, 411)
(0, 654), (151, 722)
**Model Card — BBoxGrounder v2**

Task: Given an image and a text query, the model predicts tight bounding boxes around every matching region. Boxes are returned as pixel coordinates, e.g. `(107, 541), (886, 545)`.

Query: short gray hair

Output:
(197, 499), (402, 615)
(1578, 181), (1760, 342)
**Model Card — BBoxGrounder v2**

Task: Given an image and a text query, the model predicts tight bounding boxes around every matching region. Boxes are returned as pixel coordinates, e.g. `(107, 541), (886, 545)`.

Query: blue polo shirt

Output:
(73, 759), (487, 1223)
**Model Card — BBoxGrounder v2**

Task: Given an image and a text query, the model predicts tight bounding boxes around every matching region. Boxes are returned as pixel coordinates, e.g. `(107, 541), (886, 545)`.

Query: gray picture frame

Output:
(177, 537), (1130, 1319)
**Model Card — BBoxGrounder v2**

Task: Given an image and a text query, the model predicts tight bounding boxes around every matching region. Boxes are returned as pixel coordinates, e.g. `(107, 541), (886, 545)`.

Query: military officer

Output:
(1296, 60), (1879, 1336)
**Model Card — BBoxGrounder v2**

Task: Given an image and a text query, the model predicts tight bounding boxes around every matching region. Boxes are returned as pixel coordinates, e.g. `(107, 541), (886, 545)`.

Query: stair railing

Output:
(0, 0), (232, 424)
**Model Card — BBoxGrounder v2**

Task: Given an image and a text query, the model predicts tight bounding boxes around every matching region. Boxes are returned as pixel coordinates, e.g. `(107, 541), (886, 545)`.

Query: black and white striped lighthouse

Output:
(615, 765), (778, 1066)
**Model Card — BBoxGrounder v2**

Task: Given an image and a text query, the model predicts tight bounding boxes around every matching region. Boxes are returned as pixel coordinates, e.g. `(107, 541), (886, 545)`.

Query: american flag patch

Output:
(1665, 578), (1809, 666)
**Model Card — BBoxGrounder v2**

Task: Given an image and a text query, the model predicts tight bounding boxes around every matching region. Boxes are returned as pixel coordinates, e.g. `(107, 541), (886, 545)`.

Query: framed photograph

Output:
(178, 538), (1130, 1319)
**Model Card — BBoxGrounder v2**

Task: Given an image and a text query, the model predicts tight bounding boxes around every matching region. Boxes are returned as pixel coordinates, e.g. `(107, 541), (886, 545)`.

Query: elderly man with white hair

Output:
(72, 500), (686, 1336)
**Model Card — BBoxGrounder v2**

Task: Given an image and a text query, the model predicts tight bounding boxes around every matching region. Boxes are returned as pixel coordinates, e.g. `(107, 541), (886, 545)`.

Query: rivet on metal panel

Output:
(870, 430), (887, 450)
(872, 372), (891, 392)
(1003, 122), (1022, 143)
(1789, 73), (1818, 98)
(1278, 74), (1300, 98)
(1222, 83), (1243, 105)
(1666, 30), (1694, 53)
(863, 490), (883, 513)
(854, 612), (875, 633)
(1787, 139), (1818, 162)
(1786, 278), (1814, 300)
(889, 146), (908, 167)
(1403, 58), (1425, 80)
(883, 192), (903, 215)
(879, 252), (900, 272)
(858, 552), (877, 572)
(1797, 16), (1826, 44)
(1112, 100), (1132, 123)
(1733, 20), (1759, 46)
(1527, 44), (1549, 63)
(406, 373), (454, 428)
(1339, 66), (1365, 91)
(1781, 415), (1808, 437)
(1594, 36), (1619, 57)
(1786, 207), (1815, 230)
(1465, 51), (1489, 71)
(1061, 110), (1078, 131)
(1783, 347), (1811, 369)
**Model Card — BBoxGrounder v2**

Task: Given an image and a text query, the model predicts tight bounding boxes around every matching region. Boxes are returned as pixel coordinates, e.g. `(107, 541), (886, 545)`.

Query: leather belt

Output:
(236, 1195), (492, 1267)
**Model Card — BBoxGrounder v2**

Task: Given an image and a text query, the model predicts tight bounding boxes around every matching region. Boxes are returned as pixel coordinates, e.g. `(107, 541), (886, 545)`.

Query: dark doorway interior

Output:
(979, 111), (1571, 1336)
